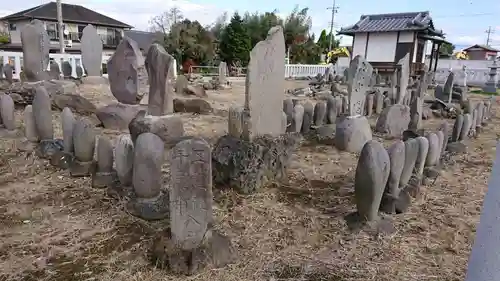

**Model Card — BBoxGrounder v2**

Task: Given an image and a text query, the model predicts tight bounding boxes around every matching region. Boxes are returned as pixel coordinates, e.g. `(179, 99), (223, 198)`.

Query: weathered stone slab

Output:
(145, 43), (175, 115)
(170, 138), (213, 250)
(107, 36), (145, 104)
(243, 26), (285, 139)
(347, 55), (373, 116)
(396, 53), (410, 104)
(228, 105), (244, 138)
(20, 19), (50, 81)
(81, 24), (103, 76)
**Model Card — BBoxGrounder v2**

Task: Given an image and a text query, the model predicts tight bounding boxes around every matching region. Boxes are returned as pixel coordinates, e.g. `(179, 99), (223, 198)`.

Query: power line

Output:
(486, 26), (495, 46)
(326, 0), (338, 51)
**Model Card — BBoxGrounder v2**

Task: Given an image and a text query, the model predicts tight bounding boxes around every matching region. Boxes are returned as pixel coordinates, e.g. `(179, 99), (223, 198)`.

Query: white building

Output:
(338, 11), (450, 77)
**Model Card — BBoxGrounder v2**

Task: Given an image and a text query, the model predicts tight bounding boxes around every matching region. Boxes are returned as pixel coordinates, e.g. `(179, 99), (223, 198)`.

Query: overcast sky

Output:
(1, 0), (500, 49)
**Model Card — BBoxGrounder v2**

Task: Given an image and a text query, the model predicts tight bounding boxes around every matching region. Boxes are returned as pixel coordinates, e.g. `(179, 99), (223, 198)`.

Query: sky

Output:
(1, 0), (500, 50)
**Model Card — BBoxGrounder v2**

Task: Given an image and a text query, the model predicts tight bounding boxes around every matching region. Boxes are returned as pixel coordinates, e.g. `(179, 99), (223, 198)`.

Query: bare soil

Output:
(0, 80), (497, 281)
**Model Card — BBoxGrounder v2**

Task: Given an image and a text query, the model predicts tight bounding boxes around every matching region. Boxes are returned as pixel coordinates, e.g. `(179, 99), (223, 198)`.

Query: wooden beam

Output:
(394, 31), (401, 62)
(364, 33), (370, 59)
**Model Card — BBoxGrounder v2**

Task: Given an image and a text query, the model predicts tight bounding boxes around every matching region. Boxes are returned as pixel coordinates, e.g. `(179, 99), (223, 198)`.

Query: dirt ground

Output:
(0, 79), (497, 281)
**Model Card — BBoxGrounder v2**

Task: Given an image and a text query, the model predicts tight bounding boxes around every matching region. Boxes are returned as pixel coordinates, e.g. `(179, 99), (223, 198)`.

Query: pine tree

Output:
(218, 13), (251, 66)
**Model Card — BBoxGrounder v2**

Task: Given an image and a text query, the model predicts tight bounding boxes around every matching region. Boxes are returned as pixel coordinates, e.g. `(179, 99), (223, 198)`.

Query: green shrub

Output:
(0, 32), (10, 44)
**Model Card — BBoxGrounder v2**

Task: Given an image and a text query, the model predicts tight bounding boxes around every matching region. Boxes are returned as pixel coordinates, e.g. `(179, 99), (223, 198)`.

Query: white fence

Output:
(1, 50), (498, 87)
(0, 51), (112, 79)
(334, 57), (499, 87)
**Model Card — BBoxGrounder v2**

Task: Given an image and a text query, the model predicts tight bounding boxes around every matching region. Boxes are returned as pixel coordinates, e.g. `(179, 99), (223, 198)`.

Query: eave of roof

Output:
(0, 2), (133, 29)
(338, 11), (441, 36)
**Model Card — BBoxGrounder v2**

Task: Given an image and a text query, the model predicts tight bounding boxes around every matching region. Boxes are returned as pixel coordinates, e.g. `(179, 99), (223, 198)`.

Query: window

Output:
(8, 23), (16, 31)
(46, 23), (58, 40)
(77, 25), (85, 41)
(487, 54), (496, 61)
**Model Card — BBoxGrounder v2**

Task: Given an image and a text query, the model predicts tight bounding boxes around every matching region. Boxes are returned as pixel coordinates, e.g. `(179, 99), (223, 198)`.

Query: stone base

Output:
(106, 184), (134, 199)
(69, 160), (95, 177)
(344, 212), (396, 235)
(15, 139), (37, 152)
(126, 192), (169, 220)
(0, 129), (20, 138)
(91, 171), (116, 189)
(446, 141), (468, 154)
(151, 229), (235, 275)
(212, 133), (302, 194)
(82, 76), (108, 85)
(423, 166), (440, 185)
(380, 188), (412, 214)
(334, 115), (372, 153)
(375, 104), (411, 138)
(129, 111), (185, 145)
(50, 150), (75, 169)
(310, 125), (335, 145)
(36, 139), (64, 159)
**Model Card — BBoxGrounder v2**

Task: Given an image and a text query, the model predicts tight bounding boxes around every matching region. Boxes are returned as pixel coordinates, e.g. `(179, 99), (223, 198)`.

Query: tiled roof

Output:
(124, 30), (164, 51)
(0, 2), (132, 29)
(339, 11), (437, 34)
(463, 44), (500, 52)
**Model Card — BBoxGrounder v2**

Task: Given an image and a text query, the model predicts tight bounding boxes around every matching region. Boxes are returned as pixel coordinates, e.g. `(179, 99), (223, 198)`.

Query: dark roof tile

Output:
(463, 44), (500, 52)
(0, 2), (132, 28)
(124, 30), (164, 51)
(339, 11), (436, 34)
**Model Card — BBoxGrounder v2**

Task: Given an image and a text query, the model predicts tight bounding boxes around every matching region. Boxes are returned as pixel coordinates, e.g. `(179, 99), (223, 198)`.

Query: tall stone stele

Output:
(242, 26), (285, 140)
(20, 19), (50, 81)
(151, 138), (235, 274)
(145, 43), (175, 115)
(334, 55), (373, 153)
(81, 24), (104, 83)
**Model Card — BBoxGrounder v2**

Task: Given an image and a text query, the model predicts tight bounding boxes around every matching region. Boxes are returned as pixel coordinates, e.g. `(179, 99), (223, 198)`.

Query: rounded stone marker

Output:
(61, 107), (76, 153)
(115, 134), (135, 186)
(132, 132), (164, 198)
(354, 140), (390, 221)
(32, 86), (54, 140)
(24, 105), (38, 142)
(0, 94), (15, 131)
(73, 118), (96, 162)
(96, 136), (114, 173)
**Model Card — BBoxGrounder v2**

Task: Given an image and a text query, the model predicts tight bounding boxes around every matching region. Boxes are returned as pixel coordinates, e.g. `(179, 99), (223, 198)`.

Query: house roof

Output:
(124, 30), (164, 51)
(463, 44), (500, 52)
(339, 11), (442, 36)
(0, 2), (132, 29)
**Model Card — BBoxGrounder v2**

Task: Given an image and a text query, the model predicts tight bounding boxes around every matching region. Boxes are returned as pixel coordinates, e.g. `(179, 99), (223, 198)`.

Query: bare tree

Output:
(148, 7), (184, 34)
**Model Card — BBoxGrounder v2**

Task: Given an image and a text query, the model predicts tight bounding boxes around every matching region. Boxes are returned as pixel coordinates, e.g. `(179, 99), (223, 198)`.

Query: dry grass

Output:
(0, 80), (497, 281)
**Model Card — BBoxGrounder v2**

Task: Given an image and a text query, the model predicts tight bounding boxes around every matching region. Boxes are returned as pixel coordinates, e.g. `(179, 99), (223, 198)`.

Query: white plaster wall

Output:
(352, 33), (367, 58)
(366, 32), (398, 62)
(398, 32), (414, 43)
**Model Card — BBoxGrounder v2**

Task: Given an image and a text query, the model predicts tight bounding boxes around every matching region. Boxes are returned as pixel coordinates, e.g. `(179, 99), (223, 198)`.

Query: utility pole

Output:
(327, 0), (339, 51)
(486, 26), (494, 46)
(57, 0), (65, 54)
